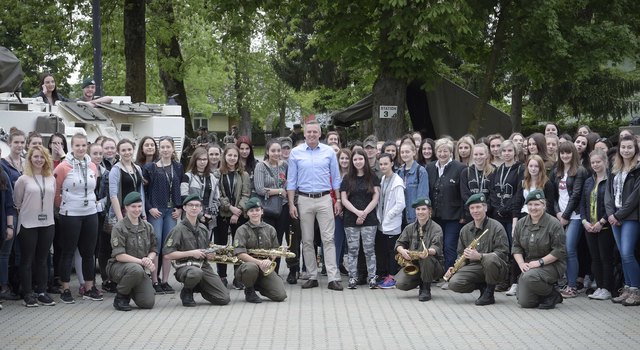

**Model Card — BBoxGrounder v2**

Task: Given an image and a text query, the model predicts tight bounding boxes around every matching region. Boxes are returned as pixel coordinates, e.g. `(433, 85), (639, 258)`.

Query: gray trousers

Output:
(517, 265), (561, 308)
(395, 256), (444, 290)
(344, 226), (377, 279)
(175, 265), (231, 305)
(236, 262), (287, 301)
(448, 254), (508, 293)
(108, 262), (155, 309)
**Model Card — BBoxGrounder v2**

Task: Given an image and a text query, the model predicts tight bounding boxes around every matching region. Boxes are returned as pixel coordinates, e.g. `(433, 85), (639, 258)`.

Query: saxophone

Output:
(171, 244), (240, 269)
(444, 229), (489, 281)
(247, 247), (296, 276)
(395, 225), (428, 276)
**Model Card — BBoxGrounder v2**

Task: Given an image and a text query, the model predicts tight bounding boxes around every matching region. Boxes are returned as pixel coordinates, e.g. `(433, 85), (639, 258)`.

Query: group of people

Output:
(0, 119), (638, 312)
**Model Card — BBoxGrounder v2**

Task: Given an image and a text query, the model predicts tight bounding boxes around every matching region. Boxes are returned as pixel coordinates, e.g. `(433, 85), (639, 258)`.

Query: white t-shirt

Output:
(558, 173), (580, 220)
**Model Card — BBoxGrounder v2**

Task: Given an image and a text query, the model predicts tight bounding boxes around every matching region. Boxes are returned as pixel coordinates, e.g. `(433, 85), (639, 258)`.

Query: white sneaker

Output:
(440, 282), (449, 290)
(590, 288), (612, 300)
(506, 283), (518, 296)
(588, 288), (602, 299)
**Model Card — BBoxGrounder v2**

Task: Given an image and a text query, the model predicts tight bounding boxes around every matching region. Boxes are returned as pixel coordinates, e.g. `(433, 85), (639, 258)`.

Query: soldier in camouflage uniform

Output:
(513, 190), (566, 309)
(107, 192), (156, 311)
(445, 193), (509, 306)
(234, 198), (287, 303)
(164, 194), (230, 307)
(394, 198), (444, 302)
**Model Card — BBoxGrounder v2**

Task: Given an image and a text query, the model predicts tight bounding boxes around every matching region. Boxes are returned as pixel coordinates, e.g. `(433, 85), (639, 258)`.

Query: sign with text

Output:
(379, 105), (397, 119)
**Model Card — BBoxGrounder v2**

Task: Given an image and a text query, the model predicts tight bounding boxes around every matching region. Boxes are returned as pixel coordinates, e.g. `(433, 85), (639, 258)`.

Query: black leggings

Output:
(18, 225), (55, 294)
(58, 214), (99, 283)
(584, 229), (615, 292)
(375, 231), (399, 278)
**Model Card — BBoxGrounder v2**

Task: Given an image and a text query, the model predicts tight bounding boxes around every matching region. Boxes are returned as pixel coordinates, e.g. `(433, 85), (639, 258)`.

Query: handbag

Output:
(262, 163), (284, 218)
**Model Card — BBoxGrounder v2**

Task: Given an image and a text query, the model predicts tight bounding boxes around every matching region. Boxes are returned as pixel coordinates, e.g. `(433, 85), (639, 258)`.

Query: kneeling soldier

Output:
(164, 194), (231, 307)
(445, 193), (509, 306)
(234, 198), (287, 303)
(395, 198), (444, 302)
(107, 192), (156, 311)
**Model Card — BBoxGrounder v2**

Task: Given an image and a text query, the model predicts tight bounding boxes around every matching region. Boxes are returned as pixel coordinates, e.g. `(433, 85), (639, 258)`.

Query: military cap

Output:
(182, 194), (202, 206)
(123, 191), (142, 206)
(525, 189), (545, 204)
(411, 197), (432, 208)
(465, 193), (487, 206)
(244, 197), (263, 211)
(279, 136), (293, 149)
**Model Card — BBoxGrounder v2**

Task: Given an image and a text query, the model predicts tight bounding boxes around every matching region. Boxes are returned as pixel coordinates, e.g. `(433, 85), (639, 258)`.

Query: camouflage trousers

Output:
(344, 226), (377, 280)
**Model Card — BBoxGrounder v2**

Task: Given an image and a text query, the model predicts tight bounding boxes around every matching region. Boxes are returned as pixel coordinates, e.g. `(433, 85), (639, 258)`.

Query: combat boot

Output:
(418, 282), (432, 302)
(475, 284), (496, 306)
(180, 288), (196, 307)
(245, 287), (263, 303)
(538, 289), (563, 309)
(113, 293), (132, 311)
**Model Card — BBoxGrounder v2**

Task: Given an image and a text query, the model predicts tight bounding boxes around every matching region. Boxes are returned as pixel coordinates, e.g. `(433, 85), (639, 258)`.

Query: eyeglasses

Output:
(185, 203), (202, 209)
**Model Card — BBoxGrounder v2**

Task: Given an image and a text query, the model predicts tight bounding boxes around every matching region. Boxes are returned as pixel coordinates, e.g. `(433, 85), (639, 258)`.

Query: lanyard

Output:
(79, 158), (88, 200)
(498, 164), (513, 191)
(34, 175), (46, 213)
(162, 162), (174, 193)
(123, 164), (138, 188)
(473, 166), (485, 193)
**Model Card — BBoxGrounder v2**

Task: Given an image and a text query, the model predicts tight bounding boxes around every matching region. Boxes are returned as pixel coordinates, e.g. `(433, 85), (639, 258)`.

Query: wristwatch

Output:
(538, 258), (545, 267)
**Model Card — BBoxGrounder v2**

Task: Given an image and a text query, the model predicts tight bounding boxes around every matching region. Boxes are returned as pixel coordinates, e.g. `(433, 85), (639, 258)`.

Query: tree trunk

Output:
(510, 81), (523, 132)
(152, 0), (193, 136)
(468, 1), (511, 136)
(234, 56), (252, 139)
(372, 72), (406, 141)
(123, 0), (146, 102)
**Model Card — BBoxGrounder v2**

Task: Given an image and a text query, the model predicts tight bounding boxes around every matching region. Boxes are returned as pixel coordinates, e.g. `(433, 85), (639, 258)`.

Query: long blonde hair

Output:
(24, 145), (53, 177)
(472, 143), (494, 176)
(523, 155), (548, 189)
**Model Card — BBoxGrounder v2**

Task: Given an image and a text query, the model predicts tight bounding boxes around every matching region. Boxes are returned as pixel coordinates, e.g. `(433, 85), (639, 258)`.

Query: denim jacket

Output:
(396, 161), (429, 223)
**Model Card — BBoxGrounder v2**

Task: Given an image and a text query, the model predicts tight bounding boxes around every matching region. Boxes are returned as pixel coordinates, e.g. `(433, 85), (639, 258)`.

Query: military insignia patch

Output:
(112, 238), (118, 246)
(166, 238), (173, 247)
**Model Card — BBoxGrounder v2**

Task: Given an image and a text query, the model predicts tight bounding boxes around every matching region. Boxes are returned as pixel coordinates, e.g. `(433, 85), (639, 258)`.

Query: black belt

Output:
(297, 191), (331, 198)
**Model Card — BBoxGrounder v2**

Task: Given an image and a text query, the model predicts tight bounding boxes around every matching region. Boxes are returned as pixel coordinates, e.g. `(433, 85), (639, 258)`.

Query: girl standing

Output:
(396, 141), (429, 228)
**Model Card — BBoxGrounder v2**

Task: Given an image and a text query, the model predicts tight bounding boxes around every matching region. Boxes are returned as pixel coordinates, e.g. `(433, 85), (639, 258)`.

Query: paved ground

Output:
(1, 268), (639, 350)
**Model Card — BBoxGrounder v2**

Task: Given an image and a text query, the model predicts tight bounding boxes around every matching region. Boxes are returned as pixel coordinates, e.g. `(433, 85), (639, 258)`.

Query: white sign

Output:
(379, 105), (397, 119)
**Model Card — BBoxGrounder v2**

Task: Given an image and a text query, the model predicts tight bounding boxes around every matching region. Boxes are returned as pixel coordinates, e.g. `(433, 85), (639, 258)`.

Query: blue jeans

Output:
(565, 219), (583, 288)
(612, 220), (640, 288)
(498, 221), (513, 251)
(435, 219), (462, 269)
(148, 207), (178, 257)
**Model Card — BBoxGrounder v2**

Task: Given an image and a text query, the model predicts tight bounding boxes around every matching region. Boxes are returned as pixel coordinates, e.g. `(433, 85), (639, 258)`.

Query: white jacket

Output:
(377, 173), (405, 235)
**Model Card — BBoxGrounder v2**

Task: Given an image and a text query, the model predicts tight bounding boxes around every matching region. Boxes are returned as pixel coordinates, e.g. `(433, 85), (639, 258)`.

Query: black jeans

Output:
(98, 221), (112, 282)
(18, 225), (55, 294)
(584, 228), (615, 292)
(58, 214), (99, 283)
(263, 204), (292, 274)
(214, 215), (246, 278)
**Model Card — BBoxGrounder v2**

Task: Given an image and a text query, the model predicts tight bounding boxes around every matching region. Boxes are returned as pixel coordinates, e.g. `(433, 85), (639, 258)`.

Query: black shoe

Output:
(339, 265), (349, 276)
(60, 289), (75, 304)
(419, 283), (432, 302)
(475, 284), (496, 306)
(37, 293), (56, 306)
(232, 279), (245, 290)
(113, 293), (132, 311)
(286, 271), (298, 285)
(180, 288), (196, 307)
(301, 279), (319, 289)
(0, 289), (20, 301)
(320, 266), (327, 276)
(328, 281), (343, 291)
(244, 287), (263, 303)
(153, 282), (164, 295)
(160, 282), (175, 294)
(24, 294), (38, 308)
(102, 280), (118, 293)
(221, 277), (228, 288)
(538, 289), (563, 309)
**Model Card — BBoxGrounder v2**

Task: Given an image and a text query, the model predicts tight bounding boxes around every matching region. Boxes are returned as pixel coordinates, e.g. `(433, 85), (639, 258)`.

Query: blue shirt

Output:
(287, 142), (342, 192)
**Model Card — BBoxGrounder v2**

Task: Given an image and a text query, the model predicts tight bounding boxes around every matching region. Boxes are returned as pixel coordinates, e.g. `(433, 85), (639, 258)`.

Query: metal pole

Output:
(92, 0), (103, 96)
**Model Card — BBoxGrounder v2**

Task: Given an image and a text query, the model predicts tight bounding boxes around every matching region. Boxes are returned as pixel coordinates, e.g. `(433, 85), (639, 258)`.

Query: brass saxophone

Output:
(444, 229), (489, 282)
(247, 247), (296, 276)
(171, 244), (239, 269)
(395, 225), (428, 276)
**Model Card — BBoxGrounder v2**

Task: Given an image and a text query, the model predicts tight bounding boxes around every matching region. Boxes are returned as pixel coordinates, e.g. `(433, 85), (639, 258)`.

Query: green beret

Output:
(182, 194), (202, 206)
(525, 189), (545, 204)
(81, 77), (95, 89)
(411, 197), (431, 208)
(244, 197), (262, 211)
(465, 193), (487, 206)
(123, 192), (142, 206)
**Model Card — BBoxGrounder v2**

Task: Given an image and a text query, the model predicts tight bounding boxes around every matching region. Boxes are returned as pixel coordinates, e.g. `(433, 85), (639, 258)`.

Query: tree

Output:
(123, 0), (146, 102)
